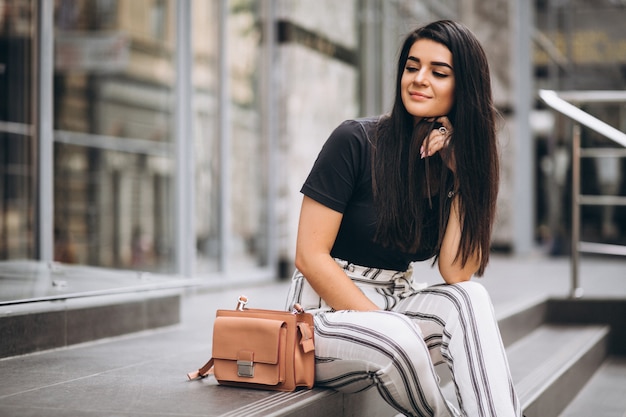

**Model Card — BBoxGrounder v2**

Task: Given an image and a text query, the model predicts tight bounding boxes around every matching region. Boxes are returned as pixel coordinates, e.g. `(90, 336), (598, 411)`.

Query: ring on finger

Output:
(438, 126), (448, 135)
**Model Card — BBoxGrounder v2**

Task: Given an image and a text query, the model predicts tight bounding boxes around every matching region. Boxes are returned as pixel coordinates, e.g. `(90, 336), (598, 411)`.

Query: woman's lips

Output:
(409, 91), (430, 100)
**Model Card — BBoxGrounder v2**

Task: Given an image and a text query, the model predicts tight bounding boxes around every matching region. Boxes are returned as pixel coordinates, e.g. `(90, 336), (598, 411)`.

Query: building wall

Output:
(275, 0), (360, 265)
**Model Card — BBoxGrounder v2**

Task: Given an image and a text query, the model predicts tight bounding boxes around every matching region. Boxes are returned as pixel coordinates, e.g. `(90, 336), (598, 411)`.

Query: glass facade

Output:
(0, 0), (35, 261)
(0, 0), (276, 303)
(193, 0), (271, 274)
(193, 0), (220, 273)
(53, 0), (177, 271)
(227, 0), (269, 272)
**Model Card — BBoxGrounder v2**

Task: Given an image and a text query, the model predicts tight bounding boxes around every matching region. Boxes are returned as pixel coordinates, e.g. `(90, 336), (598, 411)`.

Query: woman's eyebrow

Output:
(407, 56), (453, 70)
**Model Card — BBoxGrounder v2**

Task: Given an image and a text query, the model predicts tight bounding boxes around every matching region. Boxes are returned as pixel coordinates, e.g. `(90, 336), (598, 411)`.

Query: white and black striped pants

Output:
(285, 259), (521, 417)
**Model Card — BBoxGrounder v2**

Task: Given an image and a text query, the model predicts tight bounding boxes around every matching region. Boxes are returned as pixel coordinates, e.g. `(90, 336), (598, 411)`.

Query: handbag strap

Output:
(187, 357), (214, 380)
(187, 297), (246, 380)
(297, 322), (315, 353)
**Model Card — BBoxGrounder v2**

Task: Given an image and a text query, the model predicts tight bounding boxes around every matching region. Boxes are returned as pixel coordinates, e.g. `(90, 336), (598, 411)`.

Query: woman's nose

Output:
(414, 69), (427, 85)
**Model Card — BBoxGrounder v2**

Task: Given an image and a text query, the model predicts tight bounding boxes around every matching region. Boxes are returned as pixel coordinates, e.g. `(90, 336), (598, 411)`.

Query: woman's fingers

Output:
(436, 116), (453, 133)
(418, 117), (456, 171)
(420, 117), (453, 158)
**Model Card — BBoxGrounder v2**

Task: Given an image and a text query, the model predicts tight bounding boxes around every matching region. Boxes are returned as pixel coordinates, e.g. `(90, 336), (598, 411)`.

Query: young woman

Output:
(285, 20), (521, 417)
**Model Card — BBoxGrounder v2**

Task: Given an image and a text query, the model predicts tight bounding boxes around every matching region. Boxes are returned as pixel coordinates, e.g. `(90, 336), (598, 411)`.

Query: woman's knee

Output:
(452, 280), (492, 307)
(362, 314), (432, 379)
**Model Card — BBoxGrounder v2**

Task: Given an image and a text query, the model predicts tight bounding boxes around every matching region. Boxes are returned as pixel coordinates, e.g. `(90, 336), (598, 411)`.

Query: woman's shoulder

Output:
(331, 116), (382, 145)
(337, 116), (381, 132)
(314, 117), (381, 175)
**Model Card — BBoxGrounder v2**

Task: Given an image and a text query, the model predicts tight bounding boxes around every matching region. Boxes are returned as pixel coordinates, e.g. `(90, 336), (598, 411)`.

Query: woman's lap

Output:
(286, 268), (520, 415)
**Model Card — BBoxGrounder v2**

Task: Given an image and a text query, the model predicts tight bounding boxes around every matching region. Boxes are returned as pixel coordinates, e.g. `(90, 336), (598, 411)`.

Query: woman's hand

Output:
(420, 116), (456, 172)
(295, 196), (379, 311)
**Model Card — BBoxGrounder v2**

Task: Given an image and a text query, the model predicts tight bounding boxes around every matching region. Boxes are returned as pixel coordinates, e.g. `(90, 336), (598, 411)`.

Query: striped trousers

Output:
(285, 259), (521, 417)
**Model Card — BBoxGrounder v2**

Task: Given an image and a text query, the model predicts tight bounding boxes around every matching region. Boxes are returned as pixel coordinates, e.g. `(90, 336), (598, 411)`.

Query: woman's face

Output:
(400, 39), (455, 121)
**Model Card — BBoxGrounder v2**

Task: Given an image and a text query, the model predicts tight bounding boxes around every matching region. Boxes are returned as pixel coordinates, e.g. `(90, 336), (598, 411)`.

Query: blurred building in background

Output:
(0, 0), (624, 304)
(533, 0), (626, 255)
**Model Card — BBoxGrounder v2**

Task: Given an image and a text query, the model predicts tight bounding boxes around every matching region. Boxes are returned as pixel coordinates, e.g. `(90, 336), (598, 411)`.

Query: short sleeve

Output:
(300, 120), (368, 213)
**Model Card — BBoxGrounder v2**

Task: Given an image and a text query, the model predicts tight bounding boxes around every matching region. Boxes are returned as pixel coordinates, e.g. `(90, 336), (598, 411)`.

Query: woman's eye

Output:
(406, 66), (419, 73)
(433, 72), (448, 78)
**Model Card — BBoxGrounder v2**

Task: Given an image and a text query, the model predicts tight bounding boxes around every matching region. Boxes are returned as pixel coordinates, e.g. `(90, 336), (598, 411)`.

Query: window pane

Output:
(228, 0), (269, 270)
(0, 0), (35, 260)
(193, 0), (220, 273)
(53, 0), (176, 272)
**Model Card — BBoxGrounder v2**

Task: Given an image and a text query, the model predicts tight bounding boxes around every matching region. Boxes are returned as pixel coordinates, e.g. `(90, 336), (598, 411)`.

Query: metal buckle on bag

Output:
(237, 360), (254, 377)
(236, 295), (248, 311)
(291, 303), (304, 314)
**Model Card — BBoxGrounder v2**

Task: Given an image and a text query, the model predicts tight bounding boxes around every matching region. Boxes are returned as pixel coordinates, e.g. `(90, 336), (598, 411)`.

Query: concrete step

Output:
(0, 289), (181, 358)
(558, 356), (626, 417)
(435, 323), (610, 417)
(507, 324), (609, 417)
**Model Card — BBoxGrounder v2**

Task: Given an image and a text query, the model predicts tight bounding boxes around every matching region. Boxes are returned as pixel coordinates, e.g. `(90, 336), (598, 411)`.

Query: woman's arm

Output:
(294, 196), (379, 311)
(438, 196), (481, 283)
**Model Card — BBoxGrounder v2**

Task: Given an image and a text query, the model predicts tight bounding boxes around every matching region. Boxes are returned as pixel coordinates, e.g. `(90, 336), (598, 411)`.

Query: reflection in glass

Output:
(0, 0), (35, 261)
(53, 0), (176, 272)
(193, 0), (270, 273)
(228, 0), (269, 270)
(193, 0), (220, 273)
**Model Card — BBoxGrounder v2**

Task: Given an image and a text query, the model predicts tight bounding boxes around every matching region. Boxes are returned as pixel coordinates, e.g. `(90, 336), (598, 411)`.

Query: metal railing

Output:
(538, 89), (626, 298)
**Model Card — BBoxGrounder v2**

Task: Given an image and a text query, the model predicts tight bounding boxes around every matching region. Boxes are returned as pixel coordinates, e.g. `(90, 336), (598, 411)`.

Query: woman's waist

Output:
(333, 258), (427, 296)
(334, 258), (412, 281)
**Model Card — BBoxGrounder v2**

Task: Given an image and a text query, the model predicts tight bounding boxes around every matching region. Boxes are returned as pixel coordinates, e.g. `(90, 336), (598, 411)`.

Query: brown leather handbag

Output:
(187, 296), (315, 392)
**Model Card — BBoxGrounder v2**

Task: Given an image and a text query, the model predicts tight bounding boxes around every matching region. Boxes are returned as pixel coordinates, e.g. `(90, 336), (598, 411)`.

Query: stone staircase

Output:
(202, 296), (625, 417)
(1, 266), (625, 416)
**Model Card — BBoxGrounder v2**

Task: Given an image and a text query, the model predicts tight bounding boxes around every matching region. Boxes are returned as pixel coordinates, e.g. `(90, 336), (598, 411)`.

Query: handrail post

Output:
(571, 123), (583, 298)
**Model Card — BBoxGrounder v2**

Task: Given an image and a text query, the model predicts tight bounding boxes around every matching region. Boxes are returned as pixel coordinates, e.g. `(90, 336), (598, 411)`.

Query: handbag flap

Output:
(212, 316), (285, 364)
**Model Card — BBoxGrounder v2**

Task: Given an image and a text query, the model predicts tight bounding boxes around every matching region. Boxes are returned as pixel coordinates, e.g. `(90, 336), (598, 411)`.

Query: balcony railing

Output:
(538, 89), (626, 298)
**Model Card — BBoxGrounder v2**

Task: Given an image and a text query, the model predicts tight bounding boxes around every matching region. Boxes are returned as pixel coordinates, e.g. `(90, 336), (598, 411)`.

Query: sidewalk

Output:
(0, 254), (624, 416)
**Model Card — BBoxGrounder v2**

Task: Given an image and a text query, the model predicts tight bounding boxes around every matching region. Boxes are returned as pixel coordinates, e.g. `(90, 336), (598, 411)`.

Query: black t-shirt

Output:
(301, 118), (440, 271)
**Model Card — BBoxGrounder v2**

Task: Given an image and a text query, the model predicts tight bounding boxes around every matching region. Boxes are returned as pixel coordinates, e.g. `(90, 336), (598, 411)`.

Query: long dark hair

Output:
(371, 20), (498, 276)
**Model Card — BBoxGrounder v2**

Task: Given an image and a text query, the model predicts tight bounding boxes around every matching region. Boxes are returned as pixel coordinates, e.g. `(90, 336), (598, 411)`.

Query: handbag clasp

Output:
(237, 360), (254, 377)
